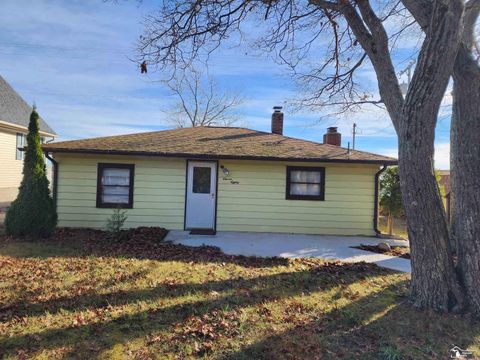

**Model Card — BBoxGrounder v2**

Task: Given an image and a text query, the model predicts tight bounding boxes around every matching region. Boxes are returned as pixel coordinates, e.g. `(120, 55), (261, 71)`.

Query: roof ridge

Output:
(253, 127), (396, 160)
(44, 125), (397, 163)
(52, 126), (256, 144)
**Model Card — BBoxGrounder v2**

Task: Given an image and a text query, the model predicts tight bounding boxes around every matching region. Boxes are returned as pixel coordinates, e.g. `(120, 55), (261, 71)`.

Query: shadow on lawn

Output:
(223, 286), (480, 360)
(0, 262), (392, 358)
(0, 227), (290, 268)
(1, 231), (477, 359)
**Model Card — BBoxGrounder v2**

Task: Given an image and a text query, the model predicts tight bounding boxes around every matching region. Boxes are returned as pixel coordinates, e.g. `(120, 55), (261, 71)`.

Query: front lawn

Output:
(0, 228), (479, 359)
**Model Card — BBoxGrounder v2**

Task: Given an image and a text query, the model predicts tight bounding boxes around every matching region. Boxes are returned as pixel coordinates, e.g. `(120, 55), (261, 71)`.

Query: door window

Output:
(192, 167), (211, 193)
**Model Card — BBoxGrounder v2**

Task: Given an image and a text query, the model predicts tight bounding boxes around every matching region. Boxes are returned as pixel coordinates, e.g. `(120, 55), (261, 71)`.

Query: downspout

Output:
(44, 152), (58, 207)
(374, 165), (388, 236)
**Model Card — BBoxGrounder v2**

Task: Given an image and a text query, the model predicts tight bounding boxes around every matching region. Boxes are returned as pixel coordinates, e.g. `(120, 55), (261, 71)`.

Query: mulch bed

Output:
(351, 244), (410, 259)
(1, 227), (293, 267)
(0, 227), (387, 273)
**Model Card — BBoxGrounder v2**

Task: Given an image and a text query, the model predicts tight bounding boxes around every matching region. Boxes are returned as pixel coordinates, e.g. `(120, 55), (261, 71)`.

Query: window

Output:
(96, 163), (134, 208)
(286, 166), (325, 200)
(15, 133), (24, 160)
(192, 166), (211, 193)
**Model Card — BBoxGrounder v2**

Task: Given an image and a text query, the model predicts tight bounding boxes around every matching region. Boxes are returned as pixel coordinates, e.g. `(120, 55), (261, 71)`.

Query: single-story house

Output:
(0, 75), (56, 205)
(42, 107), (397, 236)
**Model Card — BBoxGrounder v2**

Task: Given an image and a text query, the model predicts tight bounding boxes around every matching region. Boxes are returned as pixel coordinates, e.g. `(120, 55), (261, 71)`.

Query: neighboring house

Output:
(43, 107), (397, 236)
(438, 170), (451, 221)
(0, 75), (57, 205)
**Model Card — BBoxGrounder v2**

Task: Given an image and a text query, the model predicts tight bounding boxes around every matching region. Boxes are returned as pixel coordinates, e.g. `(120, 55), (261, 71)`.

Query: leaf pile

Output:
(171, 309), (241, 355)
(3, 227), (290, 267)
(351, 244), (410, 259)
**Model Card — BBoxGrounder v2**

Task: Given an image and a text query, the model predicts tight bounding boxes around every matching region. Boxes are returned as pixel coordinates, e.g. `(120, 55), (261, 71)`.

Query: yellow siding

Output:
(216, 160), (379, 236)
(55, 154), (186, 229)
(0, 128), (24, 202)
(55, 155), (379, 236)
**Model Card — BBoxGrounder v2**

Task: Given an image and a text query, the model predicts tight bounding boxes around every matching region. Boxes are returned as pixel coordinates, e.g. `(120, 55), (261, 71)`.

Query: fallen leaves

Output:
(351, 244), (410, 259)
(171, 309), (241, 355)
(0, 228), (415, 360)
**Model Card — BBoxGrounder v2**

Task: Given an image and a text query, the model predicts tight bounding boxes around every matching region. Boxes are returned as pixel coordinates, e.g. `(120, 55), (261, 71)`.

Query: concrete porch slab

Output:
(165, 231), (411, 273)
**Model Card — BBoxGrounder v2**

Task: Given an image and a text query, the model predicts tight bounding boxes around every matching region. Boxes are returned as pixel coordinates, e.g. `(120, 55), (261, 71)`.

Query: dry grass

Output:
(0, 229), (479, 359)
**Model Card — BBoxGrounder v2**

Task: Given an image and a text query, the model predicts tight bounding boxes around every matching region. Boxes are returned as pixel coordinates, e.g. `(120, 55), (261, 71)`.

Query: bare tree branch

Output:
(164, 67), (244, 128)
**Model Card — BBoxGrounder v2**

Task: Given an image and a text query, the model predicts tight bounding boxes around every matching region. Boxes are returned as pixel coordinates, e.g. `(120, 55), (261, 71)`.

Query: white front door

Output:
(185, 161), (217, 229)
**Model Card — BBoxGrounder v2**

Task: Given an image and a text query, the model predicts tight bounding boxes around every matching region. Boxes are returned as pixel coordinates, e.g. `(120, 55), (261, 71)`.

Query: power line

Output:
(1, 41), (131, 54)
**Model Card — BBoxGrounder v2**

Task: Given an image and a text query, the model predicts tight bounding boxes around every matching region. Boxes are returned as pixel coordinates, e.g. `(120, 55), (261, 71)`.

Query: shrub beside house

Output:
(5, 108), (57, 237)
(0, 75), (56, 206)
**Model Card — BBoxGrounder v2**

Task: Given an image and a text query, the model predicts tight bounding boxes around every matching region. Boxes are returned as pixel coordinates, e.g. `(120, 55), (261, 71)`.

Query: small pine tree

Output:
(106, 208), (128, 237)
(5, 107), (57, 237)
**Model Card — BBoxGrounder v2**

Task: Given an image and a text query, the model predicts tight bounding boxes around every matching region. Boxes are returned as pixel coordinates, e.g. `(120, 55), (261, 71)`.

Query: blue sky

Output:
(0, 0), (450, 169)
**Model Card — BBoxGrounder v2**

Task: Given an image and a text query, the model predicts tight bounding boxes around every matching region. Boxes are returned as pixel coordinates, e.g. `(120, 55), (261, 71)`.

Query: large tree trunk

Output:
(398, 126), (463, 311)
(395, 0), (465, 311)
(402, 0), (480, 314)
(344, 0), (465, 312)
(452, 44), (480, 314)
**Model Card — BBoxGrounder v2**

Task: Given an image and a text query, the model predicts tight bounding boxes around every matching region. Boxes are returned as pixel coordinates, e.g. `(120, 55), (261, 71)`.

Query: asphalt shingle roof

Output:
(0, 75), (56, 135)
(43, 126), (397, 164)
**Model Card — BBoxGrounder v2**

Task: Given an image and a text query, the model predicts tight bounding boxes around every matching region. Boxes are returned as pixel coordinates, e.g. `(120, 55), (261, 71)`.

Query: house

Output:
(0, 75), (57, 205)
(42, 107), (397, 236)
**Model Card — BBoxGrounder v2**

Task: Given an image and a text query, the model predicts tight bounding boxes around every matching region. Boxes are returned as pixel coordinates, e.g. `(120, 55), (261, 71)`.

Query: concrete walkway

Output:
(166, 231), (411, 273)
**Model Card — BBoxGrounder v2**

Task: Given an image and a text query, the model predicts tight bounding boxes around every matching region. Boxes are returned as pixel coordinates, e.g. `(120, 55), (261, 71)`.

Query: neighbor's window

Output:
(286, 166), (325, 200)
(96, 163), (135, 208)
(15, 133), (24, 160)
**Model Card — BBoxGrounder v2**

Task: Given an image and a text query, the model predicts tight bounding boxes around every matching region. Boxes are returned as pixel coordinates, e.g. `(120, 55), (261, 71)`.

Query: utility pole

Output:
(399, 60), (416, 96)
(352, 122), (357, 150)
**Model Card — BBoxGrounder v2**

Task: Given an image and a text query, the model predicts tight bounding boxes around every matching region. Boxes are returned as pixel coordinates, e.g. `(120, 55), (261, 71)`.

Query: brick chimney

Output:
(271, 106), (284, 135)
(323, 127), (341, 146)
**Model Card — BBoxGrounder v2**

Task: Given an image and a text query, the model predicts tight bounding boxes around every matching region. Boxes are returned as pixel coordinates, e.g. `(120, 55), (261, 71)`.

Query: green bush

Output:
(106, 208), (128, 237)
(5, 107), (57, 238)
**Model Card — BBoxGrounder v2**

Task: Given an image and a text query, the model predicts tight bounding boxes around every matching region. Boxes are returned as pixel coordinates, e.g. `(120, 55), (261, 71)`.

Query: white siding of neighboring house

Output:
(0, 127), (54, 205)
(0, 128), (24, 204)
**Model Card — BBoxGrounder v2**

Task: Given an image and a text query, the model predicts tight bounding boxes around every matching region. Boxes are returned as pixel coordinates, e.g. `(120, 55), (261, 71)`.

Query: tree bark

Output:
(396, 0), (465, 311)
(347, 0), (464, 311)
(398, 127), (462, 310)
(403, 0), (480, 314)
(451, 2), (480, 312)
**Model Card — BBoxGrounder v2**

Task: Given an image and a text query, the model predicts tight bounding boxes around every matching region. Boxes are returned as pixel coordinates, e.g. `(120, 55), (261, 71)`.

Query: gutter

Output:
(44, 152), (58, 208)
(0, 120), (57, 138)
(373, 165), (388, 236)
